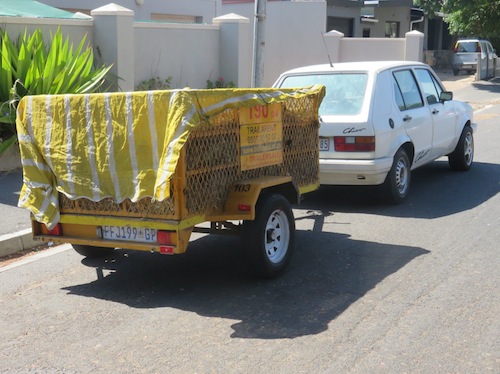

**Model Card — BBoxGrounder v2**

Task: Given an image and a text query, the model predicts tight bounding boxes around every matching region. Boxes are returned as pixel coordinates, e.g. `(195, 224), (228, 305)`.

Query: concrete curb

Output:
(0, 229), (43, 258)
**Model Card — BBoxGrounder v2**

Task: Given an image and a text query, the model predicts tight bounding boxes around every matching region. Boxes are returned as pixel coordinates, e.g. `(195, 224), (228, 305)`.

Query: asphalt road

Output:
(0, 168), (29, 237)
(0, 76), (499, 373)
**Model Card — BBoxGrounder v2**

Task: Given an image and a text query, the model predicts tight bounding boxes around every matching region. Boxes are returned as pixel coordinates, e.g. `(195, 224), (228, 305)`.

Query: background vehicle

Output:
(16, 86), (325, 278)
(453, 38), (497, 78)
(273, 61), (476, 203)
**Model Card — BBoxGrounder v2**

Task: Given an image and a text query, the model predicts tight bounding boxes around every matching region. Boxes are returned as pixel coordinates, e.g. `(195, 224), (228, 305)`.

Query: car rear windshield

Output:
(455, 41), (481, 53)
(280, 73), (368, 115)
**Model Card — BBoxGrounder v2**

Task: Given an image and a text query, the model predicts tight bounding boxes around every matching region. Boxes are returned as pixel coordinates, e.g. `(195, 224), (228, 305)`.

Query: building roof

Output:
(0, 0), (90, 19)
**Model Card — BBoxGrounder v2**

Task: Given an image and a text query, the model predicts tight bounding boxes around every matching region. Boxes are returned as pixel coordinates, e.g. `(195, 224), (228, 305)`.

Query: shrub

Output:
(135, 76), (172, 91)
(0, 27), (112, 149)
(206, 77), (236, 89)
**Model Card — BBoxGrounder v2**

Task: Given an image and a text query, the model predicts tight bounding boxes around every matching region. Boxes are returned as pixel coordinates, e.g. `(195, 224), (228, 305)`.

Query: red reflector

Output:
(334, 136), (375, 152)
(160, 246), (175, 255)
(157, 230), (172, 245)
(48, 224), (62, 236)
(238, 204), (251, 212)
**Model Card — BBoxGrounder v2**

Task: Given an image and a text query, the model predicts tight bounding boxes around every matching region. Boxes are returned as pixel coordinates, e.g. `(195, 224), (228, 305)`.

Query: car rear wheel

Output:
(384, 148), (411, 204)
(448, 126), (474, 171)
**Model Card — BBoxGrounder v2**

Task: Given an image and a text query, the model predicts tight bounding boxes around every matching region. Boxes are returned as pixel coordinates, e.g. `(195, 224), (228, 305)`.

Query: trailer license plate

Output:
(319, 137), (330, 151)
(100, 225), (157, 243)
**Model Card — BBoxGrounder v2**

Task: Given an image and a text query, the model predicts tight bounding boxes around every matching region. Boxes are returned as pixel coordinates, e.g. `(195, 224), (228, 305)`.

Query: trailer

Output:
(16, 85), (325, 277)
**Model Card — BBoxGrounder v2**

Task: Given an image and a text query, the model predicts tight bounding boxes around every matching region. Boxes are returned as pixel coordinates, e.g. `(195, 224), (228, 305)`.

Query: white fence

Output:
(0, 2), (424, 90)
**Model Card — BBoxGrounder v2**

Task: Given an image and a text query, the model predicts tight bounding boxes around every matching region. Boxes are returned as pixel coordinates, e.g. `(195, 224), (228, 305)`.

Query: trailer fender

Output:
(220, 176), (299, 221)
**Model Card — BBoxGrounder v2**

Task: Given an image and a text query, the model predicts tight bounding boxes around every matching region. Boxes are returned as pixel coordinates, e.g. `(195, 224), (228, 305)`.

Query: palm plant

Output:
(0, 27), (113, 153)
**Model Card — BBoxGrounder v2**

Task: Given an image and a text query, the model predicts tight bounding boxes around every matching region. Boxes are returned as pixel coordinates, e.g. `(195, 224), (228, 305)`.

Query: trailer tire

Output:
(242, 193), (295, 278)
(72, 244), (114, 258)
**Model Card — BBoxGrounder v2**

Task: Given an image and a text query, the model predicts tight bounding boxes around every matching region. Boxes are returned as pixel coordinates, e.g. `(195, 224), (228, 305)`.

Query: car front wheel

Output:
(448, 126), (474, 171)
(384, 148), (411, 204)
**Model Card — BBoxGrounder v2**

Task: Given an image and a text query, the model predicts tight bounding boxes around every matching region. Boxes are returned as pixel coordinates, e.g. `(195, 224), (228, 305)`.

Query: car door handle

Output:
(432, 109), (439, 115)
(403, 115), (412, 122)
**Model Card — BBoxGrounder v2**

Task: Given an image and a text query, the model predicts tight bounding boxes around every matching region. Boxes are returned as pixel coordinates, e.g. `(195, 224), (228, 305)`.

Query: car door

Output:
(392, 69), (433, 167)
(485, 42), (496, 78)
(479, 41), (488, 79)
(413, 68), (457, 158)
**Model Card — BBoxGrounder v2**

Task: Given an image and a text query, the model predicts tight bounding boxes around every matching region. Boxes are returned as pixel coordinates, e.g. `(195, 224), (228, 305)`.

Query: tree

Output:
(415, 0), (500, 38)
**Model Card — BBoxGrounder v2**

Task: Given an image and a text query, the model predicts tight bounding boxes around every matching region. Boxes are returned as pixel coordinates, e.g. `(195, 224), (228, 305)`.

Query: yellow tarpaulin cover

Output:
(16, 85), (325, 229)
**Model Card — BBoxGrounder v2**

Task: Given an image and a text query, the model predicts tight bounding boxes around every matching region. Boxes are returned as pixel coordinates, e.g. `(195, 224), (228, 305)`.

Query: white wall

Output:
(340, 37), (406, 61)
(221, 1), (327, 85)
(0, 17), (93, 48)
(40, 0), (220, 22)
(134, 22), (220, 88)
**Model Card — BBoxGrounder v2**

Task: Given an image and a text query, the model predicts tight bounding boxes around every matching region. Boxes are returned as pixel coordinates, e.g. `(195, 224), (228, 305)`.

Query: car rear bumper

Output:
(319, 157), (393, 185)
(453, 62), (477, 71)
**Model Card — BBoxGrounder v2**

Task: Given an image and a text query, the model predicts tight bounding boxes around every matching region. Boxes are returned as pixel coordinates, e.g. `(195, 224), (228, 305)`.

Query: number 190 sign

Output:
(239, 103), (283, 171)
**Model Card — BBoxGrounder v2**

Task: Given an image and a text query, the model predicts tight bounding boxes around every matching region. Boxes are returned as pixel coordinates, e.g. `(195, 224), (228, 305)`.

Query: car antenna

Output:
(321, 31), (333, 67)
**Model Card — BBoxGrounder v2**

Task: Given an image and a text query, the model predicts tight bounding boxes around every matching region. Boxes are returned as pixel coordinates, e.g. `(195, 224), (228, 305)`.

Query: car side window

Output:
(414, 68), (443, 105)
(393, 70), (424, 111)
(485, 42), (493, 54)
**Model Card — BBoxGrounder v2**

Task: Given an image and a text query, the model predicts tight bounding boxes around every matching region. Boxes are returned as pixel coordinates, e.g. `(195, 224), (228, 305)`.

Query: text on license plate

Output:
(100, 225), (157, 243)
(319, 137), (330, 151)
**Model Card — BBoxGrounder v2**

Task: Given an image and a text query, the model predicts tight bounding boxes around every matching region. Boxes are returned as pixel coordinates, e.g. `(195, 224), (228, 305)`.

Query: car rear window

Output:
(455, 41), (481, 53)
(279, 73), (368, 115)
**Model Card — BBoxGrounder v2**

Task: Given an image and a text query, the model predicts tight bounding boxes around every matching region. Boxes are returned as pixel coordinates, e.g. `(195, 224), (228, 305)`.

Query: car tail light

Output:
(334, 136), (375, 152)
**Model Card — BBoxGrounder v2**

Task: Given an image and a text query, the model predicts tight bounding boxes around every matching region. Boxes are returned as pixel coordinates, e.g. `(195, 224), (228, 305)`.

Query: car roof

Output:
(278, 61), (427, 76)
(456, 38), (490, 43)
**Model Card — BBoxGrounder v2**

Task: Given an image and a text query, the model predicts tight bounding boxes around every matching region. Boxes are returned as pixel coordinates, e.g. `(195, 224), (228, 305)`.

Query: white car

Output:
(273, 61), (476, 203)
(453, 38), (497, 78)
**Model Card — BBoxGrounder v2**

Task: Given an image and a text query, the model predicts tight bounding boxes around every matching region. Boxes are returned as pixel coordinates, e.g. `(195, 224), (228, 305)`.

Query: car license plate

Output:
(99, 225), (157, 243)
(319, 137), (330, 151)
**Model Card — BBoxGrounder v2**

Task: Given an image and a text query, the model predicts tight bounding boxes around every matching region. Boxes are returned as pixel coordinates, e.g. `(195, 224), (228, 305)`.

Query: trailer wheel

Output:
(242, 193), (295, 278)
(72, 244), (114, 258)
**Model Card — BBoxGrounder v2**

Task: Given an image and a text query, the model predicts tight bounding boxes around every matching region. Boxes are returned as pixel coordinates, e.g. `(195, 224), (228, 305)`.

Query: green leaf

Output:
(0, 27), (114, 140)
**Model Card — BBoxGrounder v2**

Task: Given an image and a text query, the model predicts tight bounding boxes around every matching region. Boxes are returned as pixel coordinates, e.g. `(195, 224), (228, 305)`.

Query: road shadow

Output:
(471, 77), (500, 94)
(0, 169), (23, 206)
(62, 215), (428, 339)
(300, 160), (500, 219)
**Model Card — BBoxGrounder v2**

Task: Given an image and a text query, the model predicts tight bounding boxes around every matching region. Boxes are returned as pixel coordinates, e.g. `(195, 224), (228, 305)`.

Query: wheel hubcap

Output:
(395, 157), (409, 195)
(464, 132), (474, 165)
(265, 209), (290, 264)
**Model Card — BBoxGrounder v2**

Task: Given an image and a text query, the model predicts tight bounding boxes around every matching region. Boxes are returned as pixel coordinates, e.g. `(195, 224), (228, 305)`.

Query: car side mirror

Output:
(439, 91), (453, 103)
